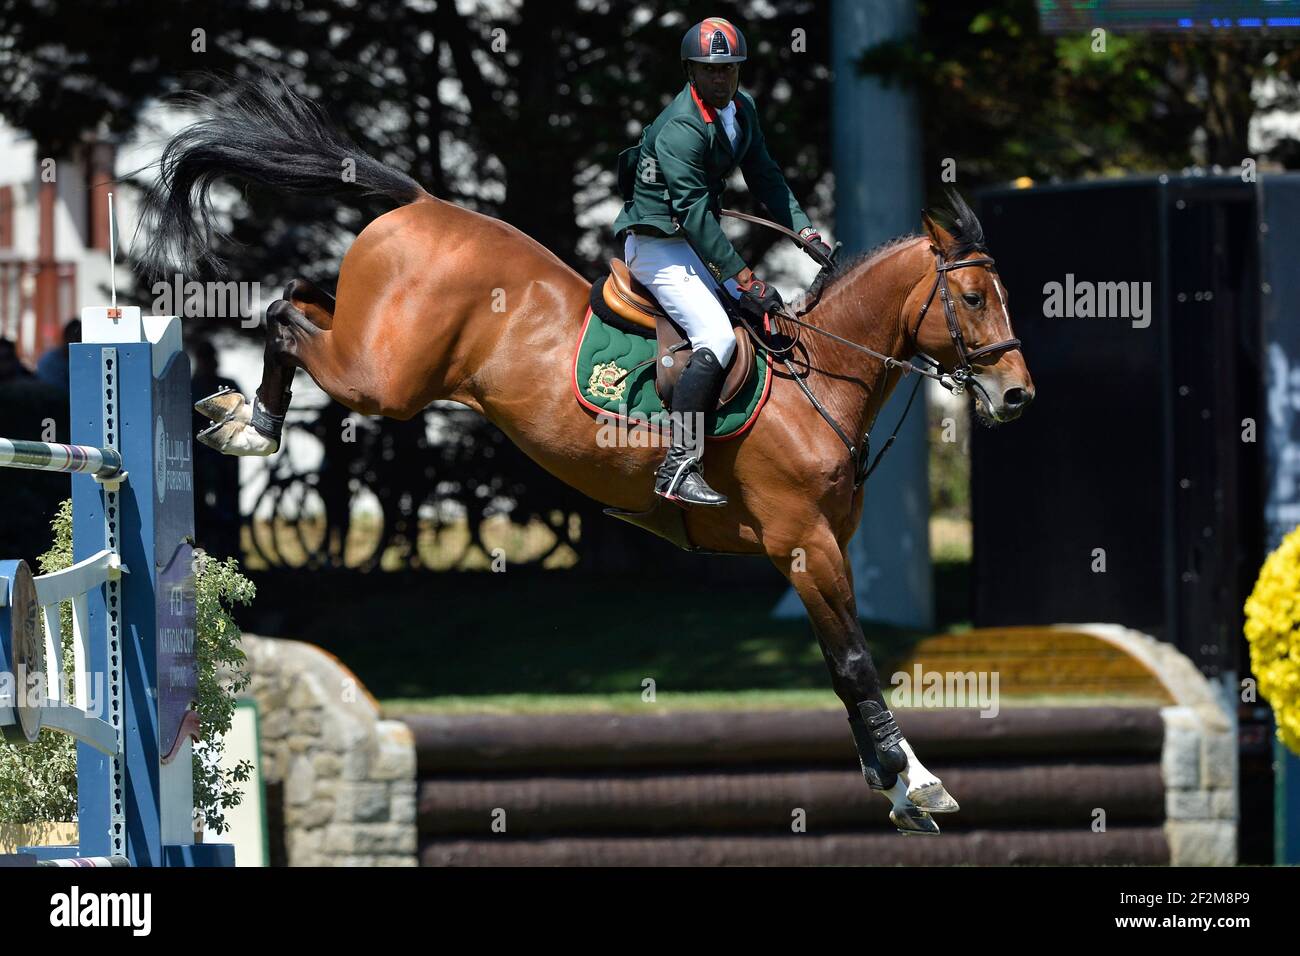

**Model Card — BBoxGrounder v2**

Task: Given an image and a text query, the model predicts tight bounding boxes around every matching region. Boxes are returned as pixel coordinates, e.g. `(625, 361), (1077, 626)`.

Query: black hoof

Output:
(890, 805), (940, 835)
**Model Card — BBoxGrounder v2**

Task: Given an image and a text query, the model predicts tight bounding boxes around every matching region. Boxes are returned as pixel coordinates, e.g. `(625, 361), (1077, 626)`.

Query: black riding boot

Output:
(655, 347), (728, 508)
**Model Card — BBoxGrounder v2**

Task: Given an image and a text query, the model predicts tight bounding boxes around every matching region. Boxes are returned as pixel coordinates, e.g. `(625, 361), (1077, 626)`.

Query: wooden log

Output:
(420, 826), (1170, 866)
(417, 760), (1164, 835)
(404, 707), (1164, 773)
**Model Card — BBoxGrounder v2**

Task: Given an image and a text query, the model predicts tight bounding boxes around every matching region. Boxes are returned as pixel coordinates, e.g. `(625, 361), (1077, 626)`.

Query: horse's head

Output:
(907, 193), (1034, 426)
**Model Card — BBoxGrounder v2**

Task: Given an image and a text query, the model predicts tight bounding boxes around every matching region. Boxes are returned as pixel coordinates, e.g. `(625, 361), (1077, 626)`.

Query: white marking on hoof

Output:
(195, 388), (251, 424)
(197, 419), (279, 456)
(907, 781), (960, 814)
(897, 739), (958, 813)
(871, 775), (943, 834)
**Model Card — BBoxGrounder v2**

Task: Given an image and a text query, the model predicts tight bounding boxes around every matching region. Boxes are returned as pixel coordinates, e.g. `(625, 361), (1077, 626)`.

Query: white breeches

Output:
(623, 233), (742, 366)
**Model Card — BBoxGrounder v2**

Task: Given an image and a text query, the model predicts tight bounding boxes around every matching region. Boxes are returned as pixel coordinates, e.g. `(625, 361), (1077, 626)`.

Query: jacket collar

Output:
(688, 82), (727, 124)
(686, 84), (743, 158)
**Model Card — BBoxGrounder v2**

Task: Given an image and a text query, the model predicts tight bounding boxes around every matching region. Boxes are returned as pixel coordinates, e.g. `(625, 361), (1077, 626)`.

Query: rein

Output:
(719, 210), (1020, 487)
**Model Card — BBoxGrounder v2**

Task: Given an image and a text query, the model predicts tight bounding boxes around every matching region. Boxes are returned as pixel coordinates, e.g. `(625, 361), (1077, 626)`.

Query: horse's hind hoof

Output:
(197, 418), (279, 456)
(890, 805), (940, 836)
(195, 387), (250, 423)
(907, 781), (960, 814)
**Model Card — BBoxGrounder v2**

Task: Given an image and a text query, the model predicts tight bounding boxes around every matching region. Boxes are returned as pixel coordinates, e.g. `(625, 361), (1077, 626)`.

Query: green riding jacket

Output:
(613, 82), (813, 284)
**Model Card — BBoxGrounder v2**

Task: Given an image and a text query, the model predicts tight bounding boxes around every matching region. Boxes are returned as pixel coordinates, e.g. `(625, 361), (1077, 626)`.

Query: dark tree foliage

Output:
(856, 0), (1300, 196)
(0, 0), (832, 576)
(0, 0), (830, 302)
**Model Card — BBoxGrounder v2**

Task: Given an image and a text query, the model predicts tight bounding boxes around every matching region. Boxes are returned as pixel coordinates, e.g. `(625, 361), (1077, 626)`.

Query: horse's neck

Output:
(797, 237), (927, 448)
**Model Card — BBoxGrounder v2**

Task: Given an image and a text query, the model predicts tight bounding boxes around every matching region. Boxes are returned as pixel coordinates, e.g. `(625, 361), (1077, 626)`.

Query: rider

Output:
(614, 16), (832, 508)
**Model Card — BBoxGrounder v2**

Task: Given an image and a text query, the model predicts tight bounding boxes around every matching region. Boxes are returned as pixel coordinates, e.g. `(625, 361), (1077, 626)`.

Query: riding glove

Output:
(799, 226), (834, 263)
(735, 273), (784, 319)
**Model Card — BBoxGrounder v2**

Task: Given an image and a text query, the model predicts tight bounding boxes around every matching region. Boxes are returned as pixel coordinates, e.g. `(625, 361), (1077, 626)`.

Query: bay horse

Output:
(137, 77), (1034, 835)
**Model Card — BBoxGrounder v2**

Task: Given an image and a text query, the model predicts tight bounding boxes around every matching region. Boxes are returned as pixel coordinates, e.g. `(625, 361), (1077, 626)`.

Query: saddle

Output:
(601, 258), (754, 409)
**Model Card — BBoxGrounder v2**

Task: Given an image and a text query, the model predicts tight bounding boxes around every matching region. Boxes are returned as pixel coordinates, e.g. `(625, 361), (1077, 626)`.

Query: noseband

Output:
(909, 249), (1021, 395)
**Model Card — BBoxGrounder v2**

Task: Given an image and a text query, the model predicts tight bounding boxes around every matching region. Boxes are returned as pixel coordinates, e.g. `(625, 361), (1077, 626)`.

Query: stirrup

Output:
(656, 453), (699, 498)
(655, 455), (727, 507)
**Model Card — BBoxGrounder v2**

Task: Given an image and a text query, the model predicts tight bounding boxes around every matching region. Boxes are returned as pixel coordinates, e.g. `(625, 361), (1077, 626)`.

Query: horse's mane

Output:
(824, 234), (922, 289)
(823, 188), (988, 293)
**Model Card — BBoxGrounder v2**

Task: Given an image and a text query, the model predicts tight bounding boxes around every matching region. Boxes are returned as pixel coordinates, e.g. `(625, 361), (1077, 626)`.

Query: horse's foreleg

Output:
(767, 523), (955, 834)
(838, 552), (957, 818)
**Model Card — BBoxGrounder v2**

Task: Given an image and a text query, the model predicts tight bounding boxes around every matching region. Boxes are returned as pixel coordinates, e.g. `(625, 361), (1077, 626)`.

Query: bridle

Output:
(907, 248), (1021, 395)
(721, 214), (1022, 487)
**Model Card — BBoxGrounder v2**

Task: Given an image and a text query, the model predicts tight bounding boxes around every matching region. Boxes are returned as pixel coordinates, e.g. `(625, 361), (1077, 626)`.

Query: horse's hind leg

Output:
(284, 277), (336, 329)
(196, 294), (327, 455)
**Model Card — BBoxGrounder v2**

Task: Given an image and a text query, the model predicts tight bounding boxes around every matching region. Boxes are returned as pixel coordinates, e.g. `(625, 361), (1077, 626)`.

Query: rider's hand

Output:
(799, 227), (834, 263)
(734, 270), (784, 319)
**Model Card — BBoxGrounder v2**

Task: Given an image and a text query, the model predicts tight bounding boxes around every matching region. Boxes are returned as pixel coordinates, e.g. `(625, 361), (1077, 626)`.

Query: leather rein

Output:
(718, 209), (1021, 488)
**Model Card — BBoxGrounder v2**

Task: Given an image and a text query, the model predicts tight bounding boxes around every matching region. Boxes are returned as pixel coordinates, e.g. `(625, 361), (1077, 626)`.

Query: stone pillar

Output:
(235, 636), (418, 866)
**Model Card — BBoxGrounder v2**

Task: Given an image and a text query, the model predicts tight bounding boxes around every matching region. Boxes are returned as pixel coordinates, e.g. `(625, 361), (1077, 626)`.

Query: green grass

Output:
(241, 558), (1167, 715)
(242, 561), (972, 704)
(383, 688), (843, 715)
(381, 688), (1169, 717)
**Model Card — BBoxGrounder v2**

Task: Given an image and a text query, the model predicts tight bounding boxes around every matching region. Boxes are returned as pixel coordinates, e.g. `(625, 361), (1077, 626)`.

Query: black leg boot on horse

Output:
(851, 699), (908, 787)
(654, 347), (728, 508)
(845, 694), (960, 834)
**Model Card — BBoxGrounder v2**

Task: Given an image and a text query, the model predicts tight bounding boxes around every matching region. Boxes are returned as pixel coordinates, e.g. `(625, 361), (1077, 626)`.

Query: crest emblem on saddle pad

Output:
(588, 361), (628, 402)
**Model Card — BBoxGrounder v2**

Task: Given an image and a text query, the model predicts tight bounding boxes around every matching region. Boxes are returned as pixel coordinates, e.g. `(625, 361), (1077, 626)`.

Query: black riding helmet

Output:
(680, 17), (747, 64)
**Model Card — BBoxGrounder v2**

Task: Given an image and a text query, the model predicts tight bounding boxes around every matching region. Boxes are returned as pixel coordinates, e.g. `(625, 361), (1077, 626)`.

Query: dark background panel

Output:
(973, 180), (1170, 635)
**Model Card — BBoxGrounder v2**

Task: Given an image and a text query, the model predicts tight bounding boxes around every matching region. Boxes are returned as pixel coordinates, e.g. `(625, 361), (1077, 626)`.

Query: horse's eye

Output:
(963, 292), (983, 308)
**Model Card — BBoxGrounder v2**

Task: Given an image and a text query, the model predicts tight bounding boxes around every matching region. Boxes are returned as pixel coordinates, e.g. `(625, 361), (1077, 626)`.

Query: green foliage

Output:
(856, 0), (1300, 194)
(1, 501), (80, 824)
(0, 0), (831, 313)
(0, 501), (256, 836)
(0, 727), (78, 824)
(192, 552), (256, 836)
(928, 398), (970, 522)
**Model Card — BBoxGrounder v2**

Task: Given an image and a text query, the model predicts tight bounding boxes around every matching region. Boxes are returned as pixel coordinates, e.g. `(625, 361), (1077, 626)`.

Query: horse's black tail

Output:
(134, 72), (430, 281)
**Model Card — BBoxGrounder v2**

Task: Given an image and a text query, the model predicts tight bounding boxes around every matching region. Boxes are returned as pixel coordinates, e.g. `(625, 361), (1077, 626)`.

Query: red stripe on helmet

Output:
(709, 18), (739, 51)
(697, 21), (714, 55)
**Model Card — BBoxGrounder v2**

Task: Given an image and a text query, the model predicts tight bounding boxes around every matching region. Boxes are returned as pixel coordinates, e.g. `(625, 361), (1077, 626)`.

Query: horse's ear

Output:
(921, 209), (955, 255)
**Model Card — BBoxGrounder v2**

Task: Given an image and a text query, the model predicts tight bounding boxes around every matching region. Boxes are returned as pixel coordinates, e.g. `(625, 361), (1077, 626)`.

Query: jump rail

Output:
(0, 439), (123, 479)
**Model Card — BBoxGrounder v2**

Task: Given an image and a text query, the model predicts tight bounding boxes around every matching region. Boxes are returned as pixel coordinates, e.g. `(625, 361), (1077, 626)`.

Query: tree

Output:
(0, 0), (832, 297)
(855, 0), (1300, 193)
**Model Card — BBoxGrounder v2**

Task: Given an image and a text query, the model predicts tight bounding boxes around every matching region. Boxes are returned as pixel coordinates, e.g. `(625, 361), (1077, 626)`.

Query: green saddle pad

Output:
(572, 308), (771, 440)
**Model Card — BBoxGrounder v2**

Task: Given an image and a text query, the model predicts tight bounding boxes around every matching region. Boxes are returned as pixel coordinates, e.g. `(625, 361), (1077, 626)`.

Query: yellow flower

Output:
(1245, 525), (1300, 756)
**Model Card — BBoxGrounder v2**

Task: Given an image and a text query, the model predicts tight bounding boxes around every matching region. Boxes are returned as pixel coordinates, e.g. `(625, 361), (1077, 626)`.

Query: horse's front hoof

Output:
(195, 387), (250, 423)
(197, 419), (279, 456)
(890, 805), (940, 836)
(907, 781), (960, 814)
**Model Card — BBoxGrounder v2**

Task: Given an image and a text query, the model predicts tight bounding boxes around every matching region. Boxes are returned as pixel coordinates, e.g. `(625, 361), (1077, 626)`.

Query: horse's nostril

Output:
(1003, 387), (1031, 409)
